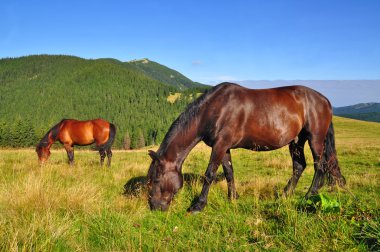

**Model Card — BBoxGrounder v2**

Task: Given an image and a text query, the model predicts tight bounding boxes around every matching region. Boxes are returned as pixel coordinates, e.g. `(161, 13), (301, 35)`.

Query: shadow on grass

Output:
(353, 220), (380, 251)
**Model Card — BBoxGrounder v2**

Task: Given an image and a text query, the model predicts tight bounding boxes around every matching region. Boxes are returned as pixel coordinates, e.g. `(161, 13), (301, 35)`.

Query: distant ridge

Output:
(128, 58), (208, 90)
(333, 103), (380, 123)
(334, 103), (380, 114)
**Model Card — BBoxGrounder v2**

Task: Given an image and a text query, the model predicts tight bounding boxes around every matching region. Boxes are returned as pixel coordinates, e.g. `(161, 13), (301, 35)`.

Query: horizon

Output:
(1, 1), (380, 106)
(2, 53), (380, 82)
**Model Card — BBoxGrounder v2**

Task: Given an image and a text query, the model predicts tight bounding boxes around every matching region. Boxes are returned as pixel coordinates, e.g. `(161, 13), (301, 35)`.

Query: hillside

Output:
(334, 102), (380, 114)
(334, 103), (380, 122)
(128, 58), (208, 90)
(0, 55), (199, 148)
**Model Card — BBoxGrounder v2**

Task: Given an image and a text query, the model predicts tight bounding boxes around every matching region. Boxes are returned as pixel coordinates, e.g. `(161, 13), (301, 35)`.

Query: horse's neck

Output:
(159, 98), (209, 169)
(45, 128), (58, 149)
(160, 130), (201, 170)
(47, 137), (55, 149)
(177, 137), (201, 168)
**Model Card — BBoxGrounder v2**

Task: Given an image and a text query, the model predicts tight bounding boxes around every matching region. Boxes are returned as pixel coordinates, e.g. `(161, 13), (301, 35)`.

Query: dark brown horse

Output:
(147, 83), (346, 211)
(36, 119), (116, 166)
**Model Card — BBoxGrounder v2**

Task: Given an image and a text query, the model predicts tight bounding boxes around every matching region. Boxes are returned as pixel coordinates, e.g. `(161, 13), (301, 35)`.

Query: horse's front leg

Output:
(188, 143), (228, 213)
(64, 144), (74, 166)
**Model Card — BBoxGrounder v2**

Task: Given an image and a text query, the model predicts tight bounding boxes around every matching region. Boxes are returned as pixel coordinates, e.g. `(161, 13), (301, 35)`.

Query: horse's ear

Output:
(148, 150), (161, 161)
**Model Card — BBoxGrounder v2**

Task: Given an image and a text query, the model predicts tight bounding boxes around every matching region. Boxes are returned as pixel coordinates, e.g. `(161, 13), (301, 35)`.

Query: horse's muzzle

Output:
(149, 199), (169, 211)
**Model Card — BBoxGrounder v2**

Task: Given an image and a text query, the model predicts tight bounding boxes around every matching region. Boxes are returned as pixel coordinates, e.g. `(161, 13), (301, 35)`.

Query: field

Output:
(0, 117), (379, 251)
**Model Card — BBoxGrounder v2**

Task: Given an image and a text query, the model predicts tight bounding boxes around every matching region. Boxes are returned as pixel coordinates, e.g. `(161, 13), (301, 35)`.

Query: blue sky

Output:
(1, 0), (380, 84)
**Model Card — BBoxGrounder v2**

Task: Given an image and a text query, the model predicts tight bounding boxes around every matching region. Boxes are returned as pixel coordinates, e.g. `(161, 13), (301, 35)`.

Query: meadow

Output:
(0, 116), (379, 251)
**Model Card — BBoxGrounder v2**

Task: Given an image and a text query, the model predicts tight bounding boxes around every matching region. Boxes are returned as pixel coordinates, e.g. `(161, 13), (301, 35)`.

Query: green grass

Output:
(0, 117), (379, 251)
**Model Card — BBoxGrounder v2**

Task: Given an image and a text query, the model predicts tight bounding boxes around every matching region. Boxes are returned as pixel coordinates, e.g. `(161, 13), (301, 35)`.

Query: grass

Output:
(0, 116), (379, 251)
(167, 93), (182, 103)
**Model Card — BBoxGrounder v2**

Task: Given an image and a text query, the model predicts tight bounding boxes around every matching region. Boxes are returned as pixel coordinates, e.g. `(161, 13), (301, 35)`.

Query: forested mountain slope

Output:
(334, 103), (380, 123)
(0, 55), (199, 148)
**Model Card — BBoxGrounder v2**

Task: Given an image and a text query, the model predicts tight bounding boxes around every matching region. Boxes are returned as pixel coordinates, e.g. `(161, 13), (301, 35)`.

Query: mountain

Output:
(333, 103), (380, 114)
(0, 55), (202, 148)
(333, 103), (380, 123)
(128, 58), (208, 90)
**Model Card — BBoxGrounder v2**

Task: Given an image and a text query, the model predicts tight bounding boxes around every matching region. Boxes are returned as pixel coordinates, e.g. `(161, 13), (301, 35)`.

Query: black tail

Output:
(102, 123), (116, 150)
(321, 122), (346, 187)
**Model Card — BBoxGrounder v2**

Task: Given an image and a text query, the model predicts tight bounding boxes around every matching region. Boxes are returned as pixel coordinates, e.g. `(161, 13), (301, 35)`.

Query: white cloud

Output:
(191, 60), (203, 66)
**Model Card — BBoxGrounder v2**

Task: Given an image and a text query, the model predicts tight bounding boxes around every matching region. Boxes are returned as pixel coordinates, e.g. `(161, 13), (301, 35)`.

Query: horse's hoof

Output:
(187, 209), (201, 215)
(187, 204), (204, 213)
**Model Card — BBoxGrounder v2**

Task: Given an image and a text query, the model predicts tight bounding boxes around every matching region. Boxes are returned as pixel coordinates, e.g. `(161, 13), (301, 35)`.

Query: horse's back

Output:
(214, 83), (332, 120)
(200, 83), (333, 149)
(59, 119), (110, 146)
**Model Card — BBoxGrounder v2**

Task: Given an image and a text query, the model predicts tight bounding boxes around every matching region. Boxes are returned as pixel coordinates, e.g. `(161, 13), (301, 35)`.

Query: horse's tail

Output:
(103, 123), (116, 150)
(321, 122), (346, 187)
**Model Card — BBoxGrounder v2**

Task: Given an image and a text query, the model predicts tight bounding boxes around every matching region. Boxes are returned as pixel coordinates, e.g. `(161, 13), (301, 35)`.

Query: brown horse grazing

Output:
(36, 119), (116, 166)
(147, 82), (346, 211)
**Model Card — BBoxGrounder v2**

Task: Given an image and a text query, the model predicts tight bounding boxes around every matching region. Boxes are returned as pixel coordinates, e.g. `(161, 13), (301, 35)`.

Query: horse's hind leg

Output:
(305, 135), (326, 198)
(106, 148), (112, 167)
(99, 149), (106, 166)
(221, 150), (238, 200)
(284, 135), (307, 196)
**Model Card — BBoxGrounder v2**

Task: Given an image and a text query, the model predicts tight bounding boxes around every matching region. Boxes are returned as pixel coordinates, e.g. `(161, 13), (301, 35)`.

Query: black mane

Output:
(157, 84), (229, 155)
(36, 119), (65, 148)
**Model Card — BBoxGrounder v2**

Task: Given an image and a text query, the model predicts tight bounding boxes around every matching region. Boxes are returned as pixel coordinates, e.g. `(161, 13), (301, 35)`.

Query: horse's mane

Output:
(157, 84), (229, 155)
(36, 119), (66, 148)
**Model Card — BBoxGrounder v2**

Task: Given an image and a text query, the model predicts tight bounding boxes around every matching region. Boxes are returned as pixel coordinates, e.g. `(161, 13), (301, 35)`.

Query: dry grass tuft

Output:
(239, 178), (282, 200)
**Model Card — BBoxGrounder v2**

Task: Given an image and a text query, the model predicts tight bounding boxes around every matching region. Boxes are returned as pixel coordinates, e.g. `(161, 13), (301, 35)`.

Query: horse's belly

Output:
(239, 117), (302, 151)
(236, 140), (281, 151)
(72, 132), (94, 145)
(77, 138), (94, 145)
(235, 132), (297, 151)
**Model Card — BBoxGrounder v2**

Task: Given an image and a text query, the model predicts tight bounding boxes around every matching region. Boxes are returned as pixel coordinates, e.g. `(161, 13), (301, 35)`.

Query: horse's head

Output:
(36, 144), (51, 164)
(147, 150), (183, 211)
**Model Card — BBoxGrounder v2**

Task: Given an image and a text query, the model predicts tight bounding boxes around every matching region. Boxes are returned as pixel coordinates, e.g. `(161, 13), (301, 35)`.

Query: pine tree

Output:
(0, 121), (8, 147)
(136, 130), (145, 149)
(123, 130), (131, 150)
